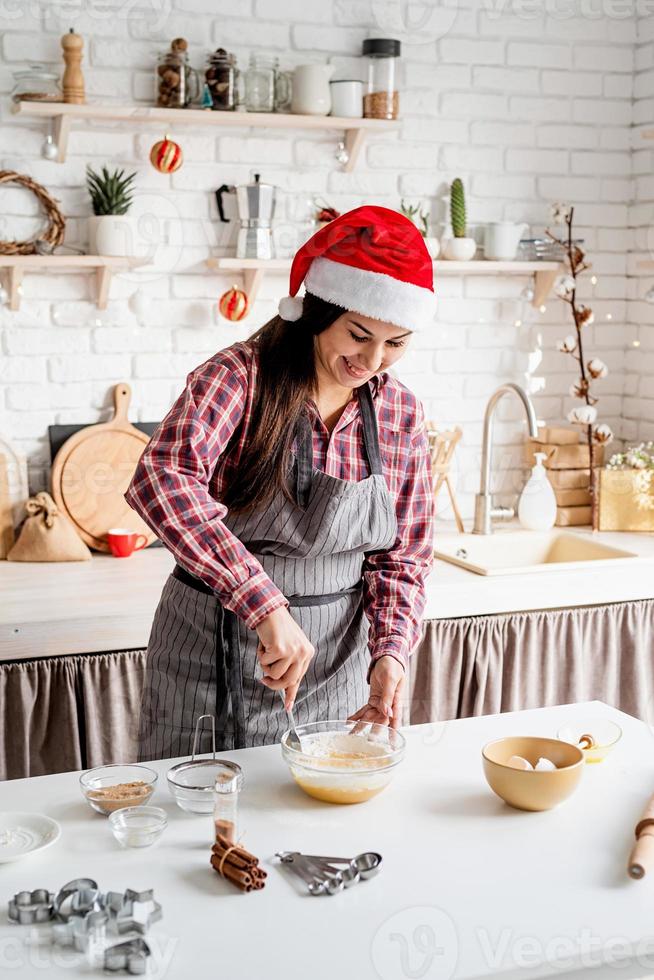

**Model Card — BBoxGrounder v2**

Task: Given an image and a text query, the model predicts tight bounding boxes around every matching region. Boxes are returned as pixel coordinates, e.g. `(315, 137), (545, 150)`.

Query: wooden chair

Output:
(425, 423), (464, 533)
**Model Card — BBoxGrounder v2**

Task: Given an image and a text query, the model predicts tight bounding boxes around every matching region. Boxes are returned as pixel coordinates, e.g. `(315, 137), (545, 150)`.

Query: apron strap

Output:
(357, 382), (384, 476)
(294, 410), (314, 508)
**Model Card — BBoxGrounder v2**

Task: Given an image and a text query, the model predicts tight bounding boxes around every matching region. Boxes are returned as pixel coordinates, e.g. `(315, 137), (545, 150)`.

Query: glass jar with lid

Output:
(362, 38), (401, 120)
(212, 761), (244, 844)
(11, 65), (62, 103)
(243, 54), (275, 113)
(205, 48), (239, 111)
(155, 38), (200, 108)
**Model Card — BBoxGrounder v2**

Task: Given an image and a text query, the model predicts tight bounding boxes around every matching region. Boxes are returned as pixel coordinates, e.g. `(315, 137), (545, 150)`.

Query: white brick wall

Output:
(0, 1), (645, 516)
(624, 8), (654, 447)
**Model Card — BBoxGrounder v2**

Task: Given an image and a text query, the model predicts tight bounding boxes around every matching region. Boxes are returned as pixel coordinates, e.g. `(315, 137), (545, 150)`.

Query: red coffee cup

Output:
(106, 528), (148, 558)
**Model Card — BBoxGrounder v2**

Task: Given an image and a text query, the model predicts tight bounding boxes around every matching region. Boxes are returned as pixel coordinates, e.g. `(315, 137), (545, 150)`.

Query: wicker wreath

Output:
(0, 171), (66, 255)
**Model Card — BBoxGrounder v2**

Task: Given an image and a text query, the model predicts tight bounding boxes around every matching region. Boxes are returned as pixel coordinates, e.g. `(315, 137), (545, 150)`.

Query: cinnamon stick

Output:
(214, 834), (259, 865)
(210, 836), (266, 891)
(210, 854), (255, 890)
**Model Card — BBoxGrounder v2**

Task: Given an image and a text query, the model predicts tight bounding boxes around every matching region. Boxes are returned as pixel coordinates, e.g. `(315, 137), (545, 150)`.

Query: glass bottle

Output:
(155, 47), (199, 108)
(362, 38), (401, 120)
(212, 762), (244, 844)
(205, 48), (238, 111)
(244, 53), (275, 113)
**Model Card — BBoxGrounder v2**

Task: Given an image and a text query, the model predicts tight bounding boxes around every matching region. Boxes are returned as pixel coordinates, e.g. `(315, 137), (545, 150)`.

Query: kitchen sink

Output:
(434, 530), (638, 576)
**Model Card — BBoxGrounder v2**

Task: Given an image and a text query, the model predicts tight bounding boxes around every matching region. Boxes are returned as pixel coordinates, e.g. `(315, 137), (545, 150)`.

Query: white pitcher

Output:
(484, 222), (528, 261)
(291, 64), (334, 115)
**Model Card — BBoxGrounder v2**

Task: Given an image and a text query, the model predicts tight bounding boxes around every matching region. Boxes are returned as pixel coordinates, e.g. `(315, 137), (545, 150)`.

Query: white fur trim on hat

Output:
(278, 294), (304, 321)
(304, 257), (434, 332)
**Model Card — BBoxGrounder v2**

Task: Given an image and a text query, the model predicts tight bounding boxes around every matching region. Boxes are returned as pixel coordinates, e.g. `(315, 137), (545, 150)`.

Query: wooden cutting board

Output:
(0, 432), (29, 531)
(0, 455), (15, 559)
(50, 382), (157, 553)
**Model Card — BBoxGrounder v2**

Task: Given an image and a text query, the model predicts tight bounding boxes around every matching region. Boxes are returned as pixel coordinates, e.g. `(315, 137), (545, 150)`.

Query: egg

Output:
(535, 757), (557, 771)
(507, 755), (533, 770)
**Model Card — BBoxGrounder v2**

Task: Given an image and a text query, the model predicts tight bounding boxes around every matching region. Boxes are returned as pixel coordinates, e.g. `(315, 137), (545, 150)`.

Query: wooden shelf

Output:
(12, 101), (399, 170)
(207, 257), (562, 308)
(0, 255), (148, 311)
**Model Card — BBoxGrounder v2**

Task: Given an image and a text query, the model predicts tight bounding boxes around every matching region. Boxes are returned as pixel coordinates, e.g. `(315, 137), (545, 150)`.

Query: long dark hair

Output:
(220, 292), (346, 513)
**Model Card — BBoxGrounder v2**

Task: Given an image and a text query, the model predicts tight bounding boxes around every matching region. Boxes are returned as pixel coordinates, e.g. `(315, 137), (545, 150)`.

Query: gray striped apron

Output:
(138, 381), (397, 760)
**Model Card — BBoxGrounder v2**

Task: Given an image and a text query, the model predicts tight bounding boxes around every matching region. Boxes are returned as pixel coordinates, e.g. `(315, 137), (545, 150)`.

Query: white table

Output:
(1, 701), (654, 980)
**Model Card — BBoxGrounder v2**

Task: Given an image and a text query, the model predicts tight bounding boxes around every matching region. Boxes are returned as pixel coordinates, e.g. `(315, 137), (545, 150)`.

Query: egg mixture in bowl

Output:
(281, 721), (406, 804)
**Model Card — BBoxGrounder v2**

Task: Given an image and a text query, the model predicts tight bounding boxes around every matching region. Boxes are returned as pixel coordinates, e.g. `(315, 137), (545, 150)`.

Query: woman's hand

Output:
(348, 655), (406, 730)
(255, 606), (314, 711)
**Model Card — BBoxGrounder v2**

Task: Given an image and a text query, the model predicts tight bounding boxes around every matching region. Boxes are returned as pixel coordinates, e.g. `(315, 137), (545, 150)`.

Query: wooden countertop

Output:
(0, 548), (175, 662)
(2, 523), (654, 662)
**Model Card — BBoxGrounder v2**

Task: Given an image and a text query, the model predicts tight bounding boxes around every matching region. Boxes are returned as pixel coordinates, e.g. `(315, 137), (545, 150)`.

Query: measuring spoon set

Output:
(275, 850), (382, 896)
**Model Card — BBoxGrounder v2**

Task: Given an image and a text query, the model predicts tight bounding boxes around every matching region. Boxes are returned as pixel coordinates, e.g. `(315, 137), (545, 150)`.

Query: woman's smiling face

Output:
(314, 311), (412, 391)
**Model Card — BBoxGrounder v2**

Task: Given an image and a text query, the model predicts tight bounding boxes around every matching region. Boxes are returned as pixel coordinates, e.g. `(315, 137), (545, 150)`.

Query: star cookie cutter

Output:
(103, 888), (162, 936)
(8, 889), (54, 924)
(104, 937), (151, 975)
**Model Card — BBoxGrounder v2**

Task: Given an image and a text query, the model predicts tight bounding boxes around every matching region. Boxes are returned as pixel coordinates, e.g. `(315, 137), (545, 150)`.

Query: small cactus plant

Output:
(450, 178), (466, 238)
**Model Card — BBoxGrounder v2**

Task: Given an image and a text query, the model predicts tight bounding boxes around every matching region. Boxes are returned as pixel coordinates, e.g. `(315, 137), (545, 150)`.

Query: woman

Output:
(125, 205), (435, 759)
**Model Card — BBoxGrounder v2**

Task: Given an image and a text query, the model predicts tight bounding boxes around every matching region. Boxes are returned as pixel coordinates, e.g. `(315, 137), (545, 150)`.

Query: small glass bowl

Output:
(108, 806), (167, 848)
(557, 720), (622, 763)
(281, 720), (406, 805)
(167, 759), (242, 814)
(80, 764), (158, 816)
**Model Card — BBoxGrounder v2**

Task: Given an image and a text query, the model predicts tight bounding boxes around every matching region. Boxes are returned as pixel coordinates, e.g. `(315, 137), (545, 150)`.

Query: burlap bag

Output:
(7, 491), (91, 562)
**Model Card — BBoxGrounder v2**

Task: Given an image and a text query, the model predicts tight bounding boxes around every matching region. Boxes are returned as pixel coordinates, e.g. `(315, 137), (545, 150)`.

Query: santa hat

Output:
(278, 205), (435, 332)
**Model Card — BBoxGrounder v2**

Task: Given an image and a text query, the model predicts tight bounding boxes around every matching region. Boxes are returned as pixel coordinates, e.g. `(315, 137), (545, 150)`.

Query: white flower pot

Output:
(443, 237), (477, 261)
(90, 214), (138, 257)
(424, 236), (440, 259)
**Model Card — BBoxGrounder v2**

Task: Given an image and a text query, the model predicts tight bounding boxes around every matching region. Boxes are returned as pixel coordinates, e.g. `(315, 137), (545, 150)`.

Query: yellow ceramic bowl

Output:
(557, 720), (622, 763)
(281, 721), (405, 805)
(482, 736), (584, 812)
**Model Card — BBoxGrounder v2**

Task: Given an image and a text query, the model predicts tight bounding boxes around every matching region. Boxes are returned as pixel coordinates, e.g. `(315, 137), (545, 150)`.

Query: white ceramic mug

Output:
(329, 80), (363, 118)
(484, 222), (529, 261)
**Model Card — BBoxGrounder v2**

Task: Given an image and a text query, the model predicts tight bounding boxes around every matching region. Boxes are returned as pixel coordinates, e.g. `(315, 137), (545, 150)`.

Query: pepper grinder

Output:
(61, 28), (85, 104)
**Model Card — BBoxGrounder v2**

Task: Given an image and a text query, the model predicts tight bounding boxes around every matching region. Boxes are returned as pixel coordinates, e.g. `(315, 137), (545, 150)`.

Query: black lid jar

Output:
(362, 38), (401, 120)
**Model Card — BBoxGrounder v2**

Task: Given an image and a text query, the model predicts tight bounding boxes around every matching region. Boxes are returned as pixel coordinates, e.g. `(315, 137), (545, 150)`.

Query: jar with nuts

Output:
(155, 37), (200, 108)
(204, 47), (239, 111)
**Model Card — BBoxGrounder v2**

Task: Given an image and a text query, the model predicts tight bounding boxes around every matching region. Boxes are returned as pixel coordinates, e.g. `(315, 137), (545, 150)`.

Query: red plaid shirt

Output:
(125, 340), (434, 674)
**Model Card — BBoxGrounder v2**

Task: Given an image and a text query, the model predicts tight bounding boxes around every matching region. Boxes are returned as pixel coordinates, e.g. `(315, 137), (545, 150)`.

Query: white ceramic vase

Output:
(90, 214), (138, 257)
(443, 237), (477, 261)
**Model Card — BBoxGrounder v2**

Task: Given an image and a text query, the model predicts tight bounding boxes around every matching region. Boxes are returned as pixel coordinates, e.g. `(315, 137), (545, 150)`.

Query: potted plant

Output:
(400, 199), (440, 258)
(443, 178), (476, 260)
(86, 166), (137, 256)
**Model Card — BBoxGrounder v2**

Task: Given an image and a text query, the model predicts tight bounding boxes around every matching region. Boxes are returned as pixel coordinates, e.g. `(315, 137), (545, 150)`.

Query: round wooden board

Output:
(50, 383), (158, 553)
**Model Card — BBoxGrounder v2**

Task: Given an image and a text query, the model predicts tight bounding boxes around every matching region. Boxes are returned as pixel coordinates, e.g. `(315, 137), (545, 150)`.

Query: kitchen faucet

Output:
(473, 383), (539, 535)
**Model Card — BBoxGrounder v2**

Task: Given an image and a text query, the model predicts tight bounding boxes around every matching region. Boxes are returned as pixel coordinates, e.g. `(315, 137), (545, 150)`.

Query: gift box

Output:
(598, 469), (654, 532)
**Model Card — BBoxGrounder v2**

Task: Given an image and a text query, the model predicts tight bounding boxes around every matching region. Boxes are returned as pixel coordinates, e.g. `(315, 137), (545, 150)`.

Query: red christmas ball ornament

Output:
(219, 284), (249, 321)
(150, 133), (183, 173)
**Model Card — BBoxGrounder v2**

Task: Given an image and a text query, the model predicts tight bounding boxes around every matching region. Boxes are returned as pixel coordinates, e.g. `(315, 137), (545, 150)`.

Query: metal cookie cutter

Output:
(8, 889), (54, 924)
(104, 937), (151, 975)
(52, 909), (108, 952)
(54, 878), (102, 921)
(103, 888), (162, 936)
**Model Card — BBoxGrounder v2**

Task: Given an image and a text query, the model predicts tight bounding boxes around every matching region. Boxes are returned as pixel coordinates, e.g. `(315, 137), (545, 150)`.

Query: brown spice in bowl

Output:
(86, 780), (153, 814)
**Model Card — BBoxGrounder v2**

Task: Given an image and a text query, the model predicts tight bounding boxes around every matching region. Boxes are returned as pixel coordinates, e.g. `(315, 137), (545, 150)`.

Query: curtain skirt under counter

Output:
(1, 598), (653, 778)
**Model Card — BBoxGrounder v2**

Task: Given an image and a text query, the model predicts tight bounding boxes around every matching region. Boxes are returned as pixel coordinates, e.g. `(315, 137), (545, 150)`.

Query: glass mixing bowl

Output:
(281, 720), (405, 804)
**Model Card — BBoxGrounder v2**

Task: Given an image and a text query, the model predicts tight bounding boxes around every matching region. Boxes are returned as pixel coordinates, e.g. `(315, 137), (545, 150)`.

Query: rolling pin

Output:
(628, 794), (654, 879)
